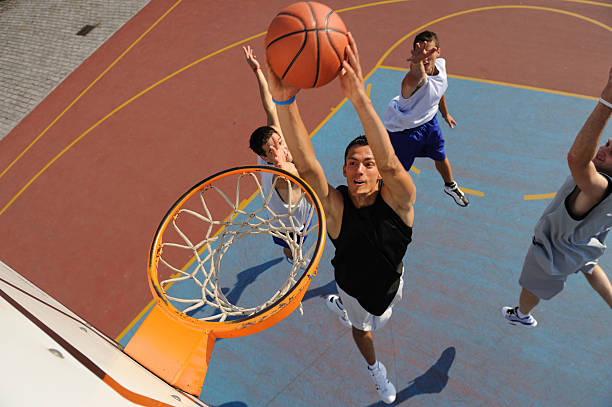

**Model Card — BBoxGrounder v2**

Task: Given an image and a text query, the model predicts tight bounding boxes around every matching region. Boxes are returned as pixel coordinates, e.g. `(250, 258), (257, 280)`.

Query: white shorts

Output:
(336, 275), (404, 332)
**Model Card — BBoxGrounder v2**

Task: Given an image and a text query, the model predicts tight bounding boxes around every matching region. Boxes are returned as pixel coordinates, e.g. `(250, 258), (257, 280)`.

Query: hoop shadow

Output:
(365, 346), (456, 406)
(185, 258), (283, 318)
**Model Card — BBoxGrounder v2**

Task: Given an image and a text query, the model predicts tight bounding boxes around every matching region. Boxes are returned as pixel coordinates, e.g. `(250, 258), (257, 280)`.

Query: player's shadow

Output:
(302, 280), (337, 302)
(365, 346), (456, 406)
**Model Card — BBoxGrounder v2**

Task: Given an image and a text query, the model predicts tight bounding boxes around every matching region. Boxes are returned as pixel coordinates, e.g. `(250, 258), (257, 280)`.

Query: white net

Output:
(153, 168), (321, 322)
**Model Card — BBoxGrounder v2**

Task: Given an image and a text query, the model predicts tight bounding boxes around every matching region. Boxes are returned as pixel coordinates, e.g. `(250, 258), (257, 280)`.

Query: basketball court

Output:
(1, 0), (611, 406)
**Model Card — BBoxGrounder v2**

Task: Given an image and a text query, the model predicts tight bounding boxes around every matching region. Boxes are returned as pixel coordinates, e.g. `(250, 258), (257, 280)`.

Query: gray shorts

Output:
(336, 275), (403, 332)
(519, 241), (595, 300)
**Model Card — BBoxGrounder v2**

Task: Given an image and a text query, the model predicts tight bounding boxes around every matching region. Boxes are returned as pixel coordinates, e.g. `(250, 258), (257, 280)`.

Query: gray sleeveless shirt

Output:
(532, 173), (612, 276)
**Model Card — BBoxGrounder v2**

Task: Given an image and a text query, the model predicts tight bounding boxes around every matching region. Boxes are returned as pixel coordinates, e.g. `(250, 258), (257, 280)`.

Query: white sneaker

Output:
(368, 361), (396, 404)
(502, 306), (538, 328)
(444, 181), (469, 207)
(324, 295), (351, 327)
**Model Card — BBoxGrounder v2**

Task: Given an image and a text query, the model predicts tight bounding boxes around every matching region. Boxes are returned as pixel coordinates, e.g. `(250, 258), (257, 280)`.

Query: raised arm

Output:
(400, 41), (436, 99)
(265, 61), (344, 232)
(340, 33), (415, 220)
(567, 67), (612, 216)
(244, 45), (280, 128)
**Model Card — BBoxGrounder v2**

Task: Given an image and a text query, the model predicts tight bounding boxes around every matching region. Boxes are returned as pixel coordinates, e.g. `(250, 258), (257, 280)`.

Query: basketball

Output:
(265, 1), (348, 89)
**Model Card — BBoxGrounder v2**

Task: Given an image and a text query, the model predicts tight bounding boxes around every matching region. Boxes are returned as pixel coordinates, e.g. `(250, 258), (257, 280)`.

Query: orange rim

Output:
(147, 165), (326, 337)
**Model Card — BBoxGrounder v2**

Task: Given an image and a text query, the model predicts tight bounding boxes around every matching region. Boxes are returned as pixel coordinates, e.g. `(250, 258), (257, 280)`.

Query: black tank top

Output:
(330, 185), (413, 316)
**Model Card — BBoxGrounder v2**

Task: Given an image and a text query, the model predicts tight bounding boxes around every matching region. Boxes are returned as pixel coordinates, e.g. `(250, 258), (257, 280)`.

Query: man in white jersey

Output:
(502, 67), (612, 328)
(384, 31), (469, 207)
(244, 46), (311, 263)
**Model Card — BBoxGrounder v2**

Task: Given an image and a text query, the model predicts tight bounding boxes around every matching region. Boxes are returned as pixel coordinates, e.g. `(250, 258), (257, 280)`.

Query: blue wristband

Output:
(272, 95), (296, 105)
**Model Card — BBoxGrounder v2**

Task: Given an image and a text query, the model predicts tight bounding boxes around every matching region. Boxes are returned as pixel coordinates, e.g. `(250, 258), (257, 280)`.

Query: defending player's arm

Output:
(567, 67), (612, 216)
(265, 62), (344, 230)
(267, 136), (303, 205)
(341, 33), (416, 219)
(244, 45), (280, 129)
(438, 94), (456, 128)
(400, 41), (435, 99)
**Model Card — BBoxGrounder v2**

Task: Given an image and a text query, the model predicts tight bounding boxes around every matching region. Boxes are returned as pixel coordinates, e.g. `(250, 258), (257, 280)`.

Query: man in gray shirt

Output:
(503, 67), (612, 328)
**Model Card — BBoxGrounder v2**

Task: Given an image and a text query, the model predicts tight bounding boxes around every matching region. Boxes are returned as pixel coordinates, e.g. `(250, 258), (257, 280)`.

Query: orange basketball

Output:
(265, 1), (348, 89)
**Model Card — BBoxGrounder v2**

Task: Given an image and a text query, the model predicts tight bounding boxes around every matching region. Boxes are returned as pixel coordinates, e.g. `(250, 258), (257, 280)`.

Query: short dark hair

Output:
(413, 30), (439, 49)
(249, 126), (278, 156)
(344, 135), (369, 162)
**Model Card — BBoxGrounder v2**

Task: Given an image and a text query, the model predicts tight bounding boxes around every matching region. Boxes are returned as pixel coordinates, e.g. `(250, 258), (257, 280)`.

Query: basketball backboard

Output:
(0, 260), (209, 407)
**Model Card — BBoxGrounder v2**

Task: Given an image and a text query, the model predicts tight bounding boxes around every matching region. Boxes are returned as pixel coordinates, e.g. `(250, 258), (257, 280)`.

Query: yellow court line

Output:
(336, 0), (612, 12)
(562, 0), (612, 7)
(0, 31), (267, 216)
(462, 188), (485, 197)
(115, 299), (156, 342)
(525, 193), (557, 200)
(374, 5), (612, 69)
(379, 65), (599, 100)
(409, 166), (420, 174)
(0, 0), (185, 182)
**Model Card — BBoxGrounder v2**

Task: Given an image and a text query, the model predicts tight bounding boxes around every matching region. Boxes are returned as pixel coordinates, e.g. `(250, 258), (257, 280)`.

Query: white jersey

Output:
(257, 156), (312, 231)
(383, 58), (448, 131)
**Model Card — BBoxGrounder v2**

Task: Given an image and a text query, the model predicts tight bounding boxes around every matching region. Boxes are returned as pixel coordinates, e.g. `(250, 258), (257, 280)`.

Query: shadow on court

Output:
(365, 346), (456, 406)
(224, 258), (283, 305)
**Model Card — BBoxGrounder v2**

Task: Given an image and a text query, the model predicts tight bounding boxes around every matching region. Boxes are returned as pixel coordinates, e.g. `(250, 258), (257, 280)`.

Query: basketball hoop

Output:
(125, 166), (326, 396)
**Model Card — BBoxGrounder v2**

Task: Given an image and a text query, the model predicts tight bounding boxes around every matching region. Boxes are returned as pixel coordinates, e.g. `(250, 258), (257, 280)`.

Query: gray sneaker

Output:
(444, 182), (469, 207)
(502, 306), (538, 328)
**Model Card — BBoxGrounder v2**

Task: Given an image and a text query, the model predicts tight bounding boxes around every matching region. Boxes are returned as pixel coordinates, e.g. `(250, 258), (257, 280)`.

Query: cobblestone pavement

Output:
(0, 0), (150, 141)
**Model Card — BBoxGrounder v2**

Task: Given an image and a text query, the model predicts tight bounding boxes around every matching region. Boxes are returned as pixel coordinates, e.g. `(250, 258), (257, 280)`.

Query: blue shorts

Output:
(387, 115), (446, 171)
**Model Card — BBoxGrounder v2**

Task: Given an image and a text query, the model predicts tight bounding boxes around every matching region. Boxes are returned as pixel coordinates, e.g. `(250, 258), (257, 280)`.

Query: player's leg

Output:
(425, 117), (469, 207)
(502, 287), (539, 328)
(331, 284), (398, 404)
(519, 287), (540, 314)
(434, 157), (453, 184)
(583, 264), (612, 308)
(352, 327), (395, 404)
(272, 236), (293, 263)
(352, 327), (376, 365)
(503, 244), (552, 328)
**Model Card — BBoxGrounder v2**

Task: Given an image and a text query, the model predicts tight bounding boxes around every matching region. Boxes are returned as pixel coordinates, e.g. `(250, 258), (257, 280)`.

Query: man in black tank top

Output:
(267, 34), (416, 404)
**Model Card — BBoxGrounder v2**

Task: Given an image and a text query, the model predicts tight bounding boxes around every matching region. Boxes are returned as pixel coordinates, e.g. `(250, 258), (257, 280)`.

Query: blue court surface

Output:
(120, 69), (612, 407)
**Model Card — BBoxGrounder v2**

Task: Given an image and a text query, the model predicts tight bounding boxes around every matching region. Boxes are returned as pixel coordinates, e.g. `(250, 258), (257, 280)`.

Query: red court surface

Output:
(1, 1), (611, 403)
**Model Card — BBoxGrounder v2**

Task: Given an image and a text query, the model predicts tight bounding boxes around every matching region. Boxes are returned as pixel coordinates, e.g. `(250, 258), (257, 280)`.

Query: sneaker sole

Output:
(444, 190), (469, 207)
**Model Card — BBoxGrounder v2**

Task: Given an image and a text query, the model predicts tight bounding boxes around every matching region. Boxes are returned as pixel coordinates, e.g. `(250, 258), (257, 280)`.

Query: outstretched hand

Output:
(407, 41), (438, 65)
(243, 45), (261, 70)
(268, 134), (293, 165)
(264, 59), (300, 103)
(339, 32), (366, 103)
